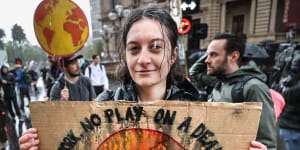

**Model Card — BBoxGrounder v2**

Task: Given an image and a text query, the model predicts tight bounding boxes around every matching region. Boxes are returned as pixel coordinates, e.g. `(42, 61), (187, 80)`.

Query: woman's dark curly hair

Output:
(116, 6), (185, 85)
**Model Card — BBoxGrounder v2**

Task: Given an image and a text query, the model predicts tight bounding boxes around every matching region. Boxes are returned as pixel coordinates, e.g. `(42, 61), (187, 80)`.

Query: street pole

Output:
(105, 32), (111, 60)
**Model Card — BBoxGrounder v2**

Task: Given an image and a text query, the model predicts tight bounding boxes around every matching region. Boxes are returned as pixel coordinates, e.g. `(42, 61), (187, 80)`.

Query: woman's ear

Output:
(171, 47), (178, 65)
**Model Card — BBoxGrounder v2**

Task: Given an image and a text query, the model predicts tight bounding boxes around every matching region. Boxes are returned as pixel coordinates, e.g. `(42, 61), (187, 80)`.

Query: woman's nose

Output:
(137, 49), (151, 65)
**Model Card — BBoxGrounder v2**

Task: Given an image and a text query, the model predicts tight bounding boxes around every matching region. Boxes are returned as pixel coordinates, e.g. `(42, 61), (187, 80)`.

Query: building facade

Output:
(89, 0), (102, 41)
(95, 0), (170, 58)
(188, 0), (300, 49)
(92, 0), (300, 58)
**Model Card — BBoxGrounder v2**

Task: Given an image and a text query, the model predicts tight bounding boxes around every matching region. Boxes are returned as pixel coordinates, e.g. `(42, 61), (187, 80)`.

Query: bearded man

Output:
(50, 54), (95, 101)
(205, 33), (276, 150)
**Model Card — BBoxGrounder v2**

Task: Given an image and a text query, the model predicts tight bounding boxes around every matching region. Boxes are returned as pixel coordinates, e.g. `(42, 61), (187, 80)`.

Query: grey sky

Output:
(0, 0), (92, 46)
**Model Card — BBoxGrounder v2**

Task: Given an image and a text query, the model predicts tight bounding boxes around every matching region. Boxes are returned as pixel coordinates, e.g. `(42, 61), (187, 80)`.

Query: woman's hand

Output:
(249, 141), (267, 150)
(19, 128), (40, 150)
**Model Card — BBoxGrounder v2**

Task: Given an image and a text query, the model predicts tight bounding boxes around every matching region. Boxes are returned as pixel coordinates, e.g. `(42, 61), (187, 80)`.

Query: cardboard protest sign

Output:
(30, 101), (262, 150)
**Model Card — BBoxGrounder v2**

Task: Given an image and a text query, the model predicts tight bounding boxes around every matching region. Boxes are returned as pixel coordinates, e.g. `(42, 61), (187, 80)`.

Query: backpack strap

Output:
(88, 66), (91, 78)
(88, 64), (103, 79)
(231, 75), (257, 103)
(99, 64), (103, 71)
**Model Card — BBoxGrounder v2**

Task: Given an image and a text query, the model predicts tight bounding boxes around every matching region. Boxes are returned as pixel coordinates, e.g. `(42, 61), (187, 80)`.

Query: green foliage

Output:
(23, 43), (48, 62)
(78, 39), (104, 59)
(88, 40), (103, 58)
(3, 24), (46, 63)
(5, 41), (47, 63)
(0, 28), (5, 49)
(0, 28), (5, 38)
(5, 41), (18, 62)
(11, 24), (26, 45)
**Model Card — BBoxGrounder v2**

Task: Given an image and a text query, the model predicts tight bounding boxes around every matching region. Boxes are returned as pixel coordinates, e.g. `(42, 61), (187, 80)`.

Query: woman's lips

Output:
(136, 70), (155, 74)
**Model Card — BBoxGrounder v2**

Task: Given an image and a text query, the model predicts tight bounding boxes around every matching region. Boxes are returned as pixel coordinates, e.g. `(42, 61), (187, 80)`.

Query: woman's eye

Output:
(152, 45), (162, 49)
(128, 46), (139, 52)
(152, 45), (161, 49)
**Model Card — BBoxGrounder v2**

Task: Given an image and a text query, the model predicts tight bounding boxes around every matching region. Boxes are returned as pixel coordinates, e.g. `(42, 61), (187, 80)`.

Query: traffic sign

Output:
(178, 18), (192, 34)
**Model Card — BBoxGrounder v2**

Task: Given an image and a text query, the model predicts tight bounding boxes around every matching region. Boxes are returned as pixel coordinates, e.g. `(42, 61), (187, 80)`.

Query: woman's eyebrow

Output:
(126, 38), (164, 45)
(151, 38), (164, 43)
(126, 41), (139, 45)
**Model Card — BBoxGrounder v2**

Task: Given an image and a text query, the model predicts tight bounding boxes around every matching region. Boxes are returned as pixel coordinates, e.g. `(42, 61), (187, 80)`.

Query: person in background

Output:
(0, 99), (7, 150)
(80, 59), (90, 75)
(28, 68), (39, 96)
(205, 32), (276, 149)
(19, 6), (266, 150)
(85, 54), (109, 95)
(1, 65), (22, 120)
(278, 53), (300, 150)
(15, 65), (31, 113)
(50, 54), (96, 101)
(286, 26), (294, 43)
(46, 54), (62, 99)
(40, 64), (48, 85)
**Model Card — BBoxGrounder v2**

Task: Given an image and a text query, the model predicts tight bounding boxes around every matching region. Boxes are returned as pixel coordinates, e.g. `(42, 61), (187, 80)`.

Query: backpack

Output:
(231, 74), (285, 121)
(88, 64), (104, 78)
(231, 75), (259, 103)
(22, 71), (32, 85)
(31, 71), (38, 81)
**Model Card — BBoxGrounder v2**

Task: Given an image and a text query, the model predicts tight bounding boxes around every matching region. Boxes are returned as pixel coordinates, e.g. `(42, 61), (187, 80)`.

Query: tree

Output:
(11, 24), (27, 60)
(0, 28), (5, 49)
(87, 40), (103, 59)
(23, 43), (47, 62)
(77, 40), (104, 59)
(11, 24), (26, 44)
(5, 41), (47, 63)
(5, 41), (18, 63)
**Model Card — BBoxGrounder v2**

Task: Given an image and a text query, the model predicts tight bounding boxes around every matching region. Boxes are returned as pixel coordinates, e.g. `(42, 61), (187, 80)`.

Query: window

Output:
(157, 0), (166, 3)
(232, 15), (244, 33)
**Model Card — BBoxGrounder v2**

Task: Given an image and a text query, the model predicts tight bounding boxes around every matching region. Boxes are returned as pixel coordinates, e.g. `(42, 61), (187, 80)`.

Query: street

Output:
(5, 76), (46, 150)
(4, 74), (121, 149)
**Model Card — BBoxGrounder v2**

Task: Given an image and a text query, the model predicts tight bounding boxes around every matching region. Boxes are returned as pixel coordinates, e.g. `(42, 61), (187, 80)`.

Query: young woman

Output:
(97, 7), (199, 102)
(19, 6), (266, 150)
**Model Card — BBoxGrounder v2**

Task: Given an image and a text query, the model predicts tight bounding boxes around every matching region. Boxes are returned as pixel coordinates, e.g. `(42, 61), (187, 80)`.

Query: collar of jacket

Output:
(216, 69), (243, 82)
(118, 79), (199, 102)
(216, 61), (267, 83)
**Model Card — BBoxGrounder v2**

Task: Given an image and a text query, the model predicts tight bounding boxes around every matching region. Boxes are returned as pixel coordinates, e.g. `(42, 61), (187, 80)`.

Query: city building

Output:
(90, 0), (300, 74)
(90, 0), (170, 58)
(89, 0), (102, 41)
(184, 0), (300, 50)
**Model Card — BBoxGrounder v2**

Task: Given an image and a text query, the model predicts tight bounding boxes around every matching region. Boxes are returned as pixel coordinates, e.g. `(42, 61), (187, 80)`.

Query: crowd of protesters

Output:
(0, 53), (110, 149)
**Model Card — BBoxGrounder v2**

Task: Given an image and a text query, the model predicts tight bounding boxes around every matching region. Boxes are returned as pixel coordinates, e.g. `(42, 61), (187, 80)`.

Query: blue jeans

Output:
(280, 128), (300, 150)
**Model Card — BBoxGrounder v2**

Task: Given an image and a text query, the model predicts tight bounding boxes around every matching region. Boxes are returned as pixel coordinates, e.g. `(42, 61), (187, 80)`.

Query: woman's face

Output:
(125, 18), (177, 88)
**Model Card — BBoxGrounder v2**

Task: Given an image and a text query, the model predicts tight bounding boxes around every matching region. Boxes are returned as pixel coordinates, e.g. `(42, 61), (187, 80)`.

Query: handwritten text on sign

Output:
(29, 101), (262, 150)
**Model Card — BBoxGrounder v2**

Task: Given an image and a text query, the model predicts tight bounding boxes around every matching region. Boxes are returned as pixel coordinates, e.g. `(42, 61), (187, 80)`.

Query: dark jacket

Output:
(28, 70), (38, 81)
(189, 53), (218, 98)
(50, 74), (96, 101)
(97, 79), (202, 102)
(278, 77), (300, 131)
(0, 99), (7, 143)
(46, 64), (62, 97)
(209, 61), (277, 150)
(1, 66), (16, 98)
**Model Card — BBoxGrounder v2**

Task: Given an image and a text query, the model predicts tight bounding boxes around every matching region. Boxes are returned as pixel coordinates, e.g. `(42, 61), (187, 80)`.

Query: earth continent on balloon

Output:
(34, 0), (89, 56)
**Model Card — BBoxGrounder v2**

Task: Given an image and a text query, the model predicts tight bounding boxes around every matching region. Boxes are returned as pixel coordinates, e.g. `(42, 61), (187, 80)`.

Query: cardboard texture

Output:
(29, 101), (262, 150)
